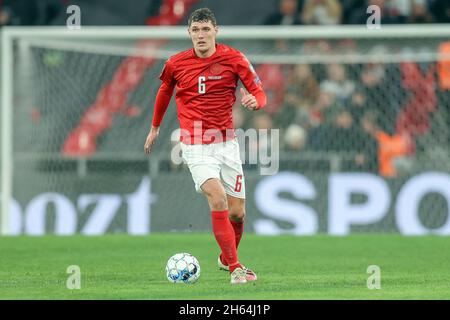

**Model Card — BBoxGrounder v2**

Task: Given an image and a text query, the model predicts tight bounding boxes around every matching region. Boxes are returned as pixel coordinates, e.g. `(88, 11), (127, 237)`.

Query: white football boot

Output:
(230, 267), (247, 285)
(219, 256), (258, 282)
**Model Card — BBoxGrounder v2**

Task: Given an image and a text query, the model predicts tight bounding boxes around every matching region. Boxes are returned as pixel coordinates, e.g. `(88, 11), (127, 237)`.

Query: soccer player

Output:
(144, 7), (267, 284)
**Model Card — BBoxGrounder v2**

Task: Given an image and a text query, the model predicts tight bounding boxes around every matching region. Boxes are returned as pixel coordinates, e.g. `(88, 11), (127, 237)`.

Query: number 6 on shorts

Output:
(234, 175), (242, 192)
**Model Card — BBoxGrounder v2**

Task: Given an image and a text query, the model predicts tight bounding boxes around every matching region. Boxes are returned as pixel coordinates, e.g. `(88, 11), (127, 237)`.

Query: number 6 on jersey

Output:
(198, 76), (206, 94)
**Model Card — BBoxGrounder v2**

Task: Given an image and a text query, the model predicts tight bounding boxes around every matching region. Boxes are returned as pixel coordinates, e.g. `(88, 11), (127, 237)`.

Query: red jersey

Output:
(157, 43), (265, 144)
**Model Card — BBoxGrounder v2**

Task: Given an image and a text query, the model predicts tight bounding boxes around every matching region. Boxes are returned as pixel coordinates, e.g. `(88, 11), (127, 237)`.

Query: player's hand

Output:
(144, 126), (160, 154)
(240, 88), (258, 110)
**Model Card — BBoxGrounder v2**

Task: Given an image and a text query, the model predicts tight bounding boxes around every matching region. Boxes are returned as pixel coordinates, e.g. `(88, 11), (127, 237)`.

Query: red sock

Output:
(211, 210), (241, 272)
(220, 218), (244, 267)
(230, 219), (244, 249)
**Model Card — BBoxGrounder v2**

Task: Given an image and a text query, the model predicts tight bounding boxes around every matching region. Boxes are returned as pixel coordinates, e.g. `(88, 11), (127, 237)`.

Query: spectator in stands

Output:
(387, 119), (413, 173)
(307, 107), (345, 148)
(282, 64), (320, 129)
(264, 0), (302, 25)
(284, 123), (308, 151)
(255, 64), (286, 115)
(145, 0), (164, 20)
(286, 64), (320, 109)
(396, 61), (437, 138)
(328, 108), (356, 152)
(383, 0), (434, 24)
(310, 89), (337, 126)
(0, 0), (39, 26)
(430, 0), (450, 23)
(36, 0), (66, 25)
(0, 8), (8, 26)
(347, 0), (405, 24)
(361, 63), (386, 91)
(362, 111), (412, 177)
(335, 39), (358, 55)
(308, 107), (378, 171)
(301, 0), (342, 25)
(303, 39), (333, 55)
(387, 0), (412, 23)
(360, 61), (400, 135)
(347, 86), (367, 125)
(340, 0), (366, 24)
(349, 109), (379, 172)
(408, 1), (433, 23)
(356, 111), (379, 172)
(320, 63), (355, 104)
(253, 112), (273, 131)
(307, 106), (350, 152)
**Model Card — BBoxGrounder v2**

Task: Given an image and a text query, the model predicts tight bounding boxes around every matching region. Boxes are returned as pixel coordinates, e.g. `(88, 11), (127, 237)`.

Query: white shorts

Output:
(180, 138), (246, 199)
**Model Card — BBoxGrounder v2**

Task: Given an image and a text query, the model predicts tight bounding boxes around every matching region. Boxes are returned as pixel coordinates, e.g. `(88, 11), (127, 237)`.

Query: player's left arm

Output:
(235, 53), (267, 111)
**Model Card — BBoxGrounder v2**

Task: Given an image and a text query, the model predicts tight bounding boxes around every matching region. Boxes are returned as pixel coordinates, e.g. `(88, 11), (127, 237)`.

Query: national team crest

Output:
(209, 63), (223, 75)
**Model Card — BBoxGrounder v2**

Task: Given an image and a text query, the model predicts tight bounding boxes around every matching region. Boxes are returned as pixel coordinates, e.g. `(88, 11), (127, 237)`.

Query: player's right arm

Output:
(144, 60), (176, 154)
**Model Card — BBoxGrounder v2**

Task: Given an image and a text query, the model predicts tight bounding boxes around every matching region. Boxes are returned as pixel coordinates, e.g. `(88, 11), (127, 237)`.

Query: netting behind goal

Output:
(2, 26), (450, 235)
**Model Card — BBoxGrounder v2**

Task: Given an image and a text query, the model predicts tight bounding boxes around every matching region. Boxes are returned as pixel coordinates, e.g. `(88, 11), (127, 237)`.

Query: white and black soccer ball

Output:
(165, 253), (201, 284)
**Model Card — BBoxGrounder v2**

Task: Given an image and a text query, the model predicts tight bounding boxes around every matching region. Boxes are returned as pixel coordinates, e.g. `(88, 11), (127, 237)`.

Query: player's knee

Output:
(229, 207), (245, 221)
(209, 195), (228, 211)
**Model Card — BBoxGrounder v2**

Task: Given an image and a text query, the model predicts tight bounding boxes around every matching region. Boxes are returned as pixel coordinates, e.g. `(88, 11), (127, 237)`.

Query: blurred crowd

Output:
(251, 0), (450, 177)
(0, 0), (164, 26)
(233, 45), (450, 176)
(1, 0), (449, 26)
(263, 0), (450, 25)
(0, 0), (63, 26)
(2, 0), (450, 178)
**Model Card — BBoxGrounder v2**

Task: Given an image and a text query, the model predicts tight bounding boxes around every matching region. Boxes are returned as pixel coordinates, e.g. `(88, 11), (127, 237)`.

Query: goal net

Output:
(2, 26), (450, 235)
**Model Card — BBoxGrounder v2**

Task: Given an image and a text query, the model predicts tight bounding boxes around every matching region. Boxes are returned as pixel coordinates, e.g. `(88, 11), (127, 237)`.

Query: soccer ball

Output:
(165, 253), (201, 284)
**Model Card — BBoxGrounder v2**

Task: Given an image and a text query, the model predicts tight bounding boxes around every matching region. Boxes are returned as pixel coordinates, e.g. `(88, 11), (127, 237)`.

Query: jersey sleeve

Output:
(151, 81), (175, 127)
(159, 59), (176, 86)
(235, 52), (264, 95)
(235, 52), (267, 109)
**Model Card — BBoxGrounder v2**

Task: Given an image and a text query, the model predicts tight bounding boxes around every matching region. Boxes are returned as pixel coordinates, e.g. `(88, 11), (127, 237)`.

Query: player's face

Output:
(188, 21), (218, 55)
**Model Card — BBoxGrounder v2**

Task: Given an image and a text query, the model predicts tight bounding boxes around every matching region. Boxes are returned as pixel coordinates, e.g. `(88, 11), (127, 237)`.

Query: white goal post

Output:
(2, 24), (450, 235)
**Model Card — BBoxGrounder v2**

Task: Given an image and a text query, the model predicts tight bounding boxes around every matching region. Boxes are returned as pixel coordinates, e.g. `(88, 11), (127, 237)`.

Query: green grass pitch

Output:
(1, 234), (449, 299)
